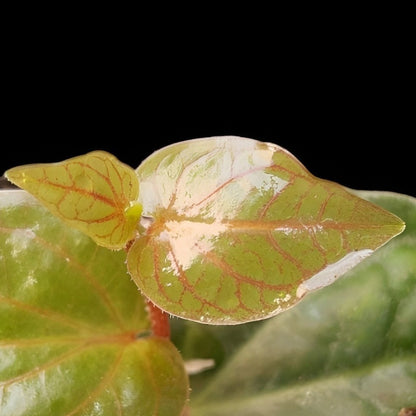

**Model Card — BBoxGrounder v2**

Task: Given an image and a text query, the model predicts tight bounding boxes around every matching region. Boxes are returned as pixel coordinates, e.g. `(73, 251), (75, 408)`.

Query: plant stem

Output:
(146, 299), (170, 338)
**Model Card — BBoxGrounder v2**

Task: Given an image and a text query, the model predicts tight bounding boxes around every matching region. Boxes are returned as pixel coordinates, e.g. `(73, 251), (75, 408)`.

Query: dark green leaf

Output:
(0, 190), (189, 416)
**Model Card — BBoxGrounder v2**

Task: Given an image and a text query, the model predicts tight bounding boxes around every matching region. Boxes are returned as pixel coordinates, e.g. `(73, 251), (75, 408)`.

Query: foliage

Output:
(1, 137), (413, 415)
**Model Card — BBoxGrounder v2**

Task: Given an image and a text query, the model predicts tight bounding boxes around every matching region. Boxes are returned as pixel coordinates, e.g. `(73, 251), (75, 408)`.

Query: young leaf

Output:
(0, 190), (189, 416)
(5, 151), (142, 250)
(176, 192), (416, 416)
(127, 136), (405, 324)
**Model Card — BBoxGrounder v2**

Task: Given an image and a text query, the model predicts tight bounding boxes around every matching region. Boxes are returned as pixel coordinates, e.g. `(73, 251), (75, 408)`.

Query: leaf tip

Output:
(4, 166), (26, 188)
(384, 211), (406, 242)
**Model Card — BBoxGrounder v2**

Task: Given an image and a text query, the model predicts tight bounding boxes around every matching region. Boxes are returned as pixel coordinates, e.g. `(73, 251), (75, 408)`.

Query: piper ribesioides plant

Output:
(1, 136), (408, 415)
(5, 136), (405, 325)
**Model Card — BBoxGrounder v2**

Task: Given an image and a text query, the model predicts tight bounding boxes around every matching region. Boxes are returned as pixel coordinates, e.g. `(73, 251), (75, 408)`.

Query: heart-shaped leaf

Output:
(0, 190), (189, 416)
(5, 151), (142, 249)
(127, 136), (405, 324)
(172, 191), (416, 416)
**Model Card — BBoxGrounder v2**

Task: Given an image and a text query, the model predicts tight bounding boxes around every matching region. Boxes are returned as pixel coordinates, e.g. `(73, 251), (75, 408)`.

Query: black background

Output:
(2, 15), (414, 197)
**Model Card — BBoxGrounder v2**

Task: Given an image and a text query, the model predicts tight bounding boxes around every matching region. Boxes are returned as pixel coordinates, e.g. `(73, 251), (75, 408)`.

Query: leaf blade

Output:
(0, 190), (189, 416)
(128, 136), (405, 324)
(5, 151), (142, 249)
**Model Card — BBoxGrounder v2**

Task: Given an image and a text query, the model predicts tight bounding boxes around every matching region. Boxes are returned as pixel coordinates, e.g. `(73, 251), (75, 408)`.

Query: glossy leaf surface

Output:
(174, 192), (416, 416)
(0, 190), (189, 416)
(128, 136), (405, 324)
(5, 151), (142, 249)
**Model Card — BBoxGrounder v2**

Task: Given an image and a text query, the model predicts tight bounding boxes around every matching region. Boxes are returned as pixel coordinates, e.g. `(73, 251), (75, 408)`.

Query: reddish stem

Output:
(146, 299), (171, 338)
